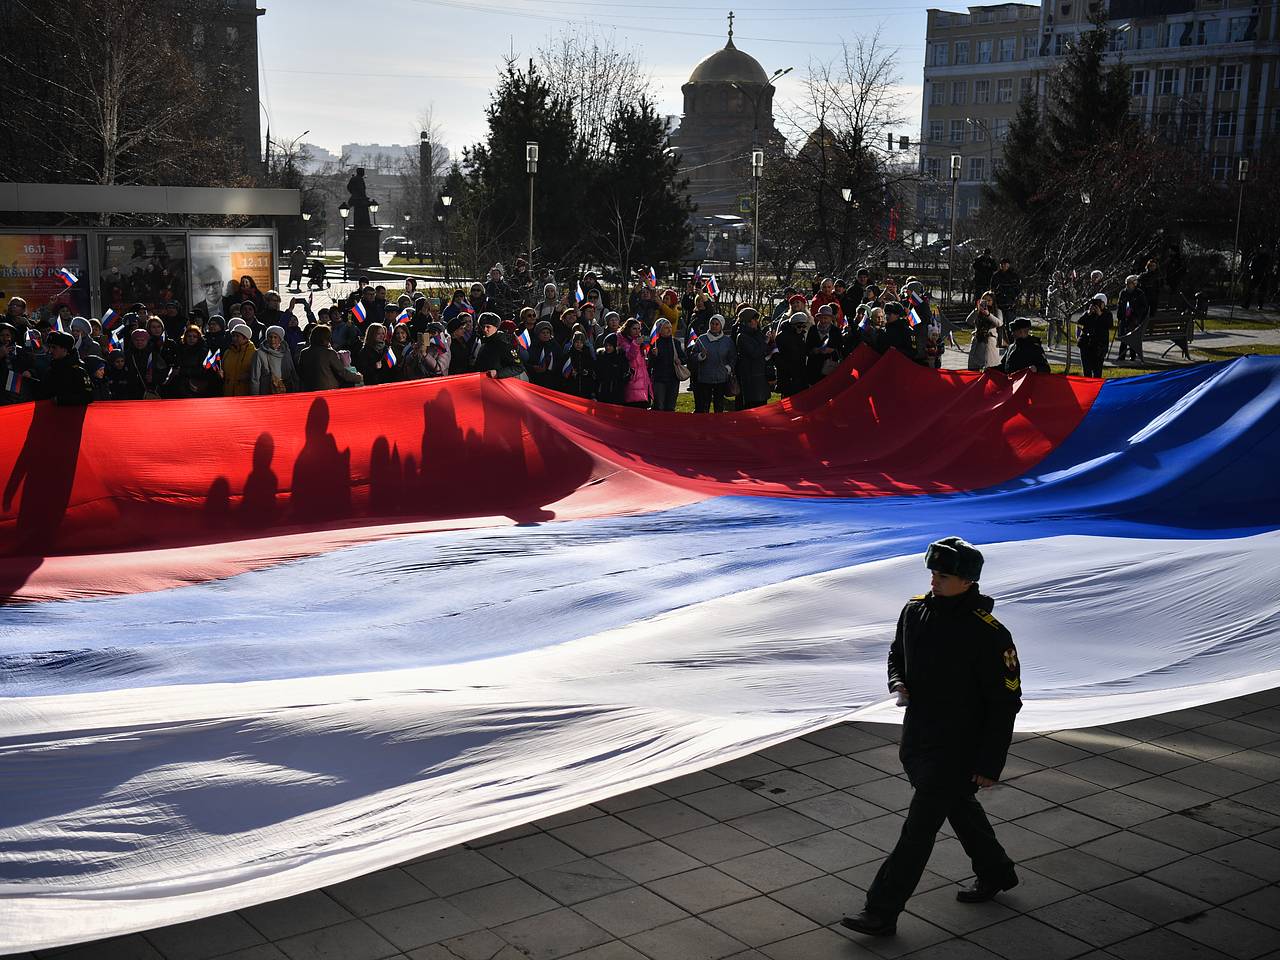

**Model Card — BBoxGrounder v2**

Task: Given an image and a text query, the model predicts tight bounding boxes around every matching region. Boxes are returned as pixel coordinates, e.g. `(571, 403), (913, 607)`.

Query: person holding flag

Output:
(646, 318), (686, 412)
(353, 323), (395, 386)
(618, 318), (652, 408)
(472, 312), (525, 380)
(561, 330), (595, 397)
(171, 324), (222, 398)
(525, 320), (561, 389)
(0, 321), (30, 405)
(806, 306), (843, 384)
(733, 308), (771, 410)
(691, 314), (737, 413)
(250, 325), (300, 395)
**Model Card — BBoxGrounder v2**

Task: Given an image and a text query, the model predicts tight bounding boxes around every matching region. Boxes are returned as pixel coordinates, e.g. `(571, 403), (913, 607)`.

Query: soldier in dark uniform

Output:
(843, 537), (1022, 937)
(999, 317), (1050, 374)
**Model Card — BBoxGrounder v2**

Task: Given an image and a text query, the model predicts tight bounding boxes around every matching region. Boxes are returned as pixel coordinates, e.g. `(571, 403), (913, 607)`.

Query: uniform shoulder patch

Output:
(910, 594), (927, 601)
(973, 609), (1004, 629)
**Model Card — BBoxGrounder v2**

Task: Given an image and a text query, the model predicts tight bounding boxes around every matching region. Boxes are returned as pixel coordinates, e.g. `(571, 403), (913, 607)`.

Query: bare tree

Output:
(537, 27), (653, 161)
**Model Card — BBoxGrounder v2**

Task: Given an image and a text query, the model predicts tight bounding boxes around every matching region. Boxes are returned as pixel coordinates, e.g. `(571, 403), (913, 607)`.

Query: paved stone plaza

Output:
(16, 688), (1280, 960)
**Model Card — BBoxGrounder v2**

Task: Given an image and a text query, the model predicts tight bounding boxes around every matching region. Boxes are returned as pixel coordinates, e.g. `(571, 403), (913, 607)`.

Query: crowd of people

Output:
(5, 254), (1173, 409)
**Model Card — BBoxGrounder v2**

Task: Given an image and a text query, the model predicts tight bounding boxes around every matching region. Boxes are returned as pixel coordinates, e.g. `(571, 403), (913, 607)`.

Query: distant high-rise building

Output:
(184, 0), (267, 177)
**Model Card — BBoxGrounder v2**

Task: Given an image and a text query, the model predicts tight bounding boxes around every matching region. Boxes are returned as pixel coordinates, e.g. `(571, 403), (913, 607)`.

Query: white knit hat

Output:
(229, 322), (253, 339)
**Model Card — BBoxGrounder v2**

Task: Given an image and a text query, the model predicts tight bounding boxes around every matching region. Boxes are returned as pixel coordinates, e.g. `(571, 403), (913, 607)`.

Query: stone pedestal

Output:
(344, 226), (382, 274)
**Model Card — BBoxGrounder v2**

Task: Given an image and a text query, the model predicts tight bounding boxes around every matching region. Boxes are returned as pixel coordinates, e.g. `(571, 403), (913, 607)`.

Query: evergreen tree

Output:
(1044, 10), (1133, 156)
(592, 98), (694, 277)
(990, 93), (1046, 213)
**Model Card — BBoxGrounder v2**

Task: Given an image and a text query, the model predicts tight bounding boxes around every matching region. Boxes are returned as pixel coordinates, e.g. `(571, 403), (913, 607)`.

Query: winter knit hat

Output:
(1091, 293), (1108, 305)
(229, 322), (253, 339)
(533, 320), (554, 336)
(264, 325), (285, 342)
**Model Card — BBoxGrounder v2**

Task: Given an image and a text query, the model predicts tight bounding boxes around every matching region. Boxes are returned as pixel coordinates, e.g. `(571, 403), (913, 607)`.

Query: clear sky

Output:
(257, 0), (933, 159)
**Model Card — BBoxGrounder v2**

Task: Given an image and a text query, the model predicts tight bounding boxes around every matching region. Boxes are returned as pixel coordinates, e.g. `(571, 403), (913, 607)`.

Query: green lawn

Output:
(1202, 316), (1279, 332)
(1195, 342), (1280, 360)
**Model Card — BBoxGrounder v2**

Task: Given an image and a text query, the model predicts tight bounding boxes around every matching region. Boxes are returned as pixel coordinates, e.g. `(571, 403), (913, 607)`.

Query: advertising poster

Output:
(99, 234), (188, 314)
(188, 234), (275, 320)
(0, 233), (90, 318)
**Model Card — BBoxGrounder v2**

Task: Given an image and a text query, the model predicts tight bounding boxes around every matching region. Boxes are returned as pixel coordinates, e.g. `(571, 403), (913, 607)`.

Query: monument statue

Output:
(345, 167), (376, 229)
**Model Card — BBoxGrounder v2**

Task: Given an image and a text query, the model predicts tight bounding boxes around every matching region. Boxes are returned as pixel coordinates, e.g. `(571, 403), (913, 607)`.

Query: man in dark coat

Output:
(734, 308), (771, 409)
(1077, 293), (1113, 378)
(773, 313), (810, 397)
(877, 302), (917, 361)
(1115, 275), (1150, 364)
(971, 250), (997, 298)
(999, 317), (1050, 374)
(34, 331), (93, 405)
(991, 259), (1021, 344)
(473, 313), (525, 379)
(843, 538), (1022, 937)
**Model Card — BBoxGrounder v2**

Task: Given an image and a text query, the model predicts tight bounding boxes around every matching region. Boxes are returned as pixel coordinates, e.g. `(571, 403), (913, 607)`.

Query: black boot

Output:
(956, 875), (1018, 903)
(840, 910), (897, 936)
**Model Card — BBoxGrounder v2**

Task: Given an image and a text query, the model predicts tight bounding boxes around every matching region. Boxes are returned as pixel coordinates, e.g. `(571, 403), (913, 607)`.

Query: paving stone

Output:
(833, 862), (950, 898)
(646, 867), (759, 914)
(965, 914), (1094, 960)
(1160, 708), (1225, 730)
(37, 935), (163, 959)
(852, 745), (906, 775)
(701, 897), (817, 947)
(1010, 738), (1094, 768)
(1090, 876), (1213, 924)
(145, 913), (267, 960)
(1047, 728), (1141, 755)
(1077, 831), (1186, 873)
(1235, 782), (1280, 816)
(716, 847), (825, 893)
(524, 859), (636, 905)
(729, 808), (828, 846)
(1199, 720), (1280, 749)
(1184, 799), (1280, 837)
(979, 785), (1058, 822)
(1117, 776), (1217, 811)
(1242, 707), (1280, 734)
(466, 824), (541, 848)
(240, 891), (353, 941)
(364, 899), (483, 951)
(401, 852), (510, 899)
(778, 830), (882, 873)
(758, 740), (837, 768)
(206, 947), (289, 960)
(551, 816), (653, 857)
(573, 887), (688, 938)
(494, 907), (612, 960)
(902, 885), (1016, 935)
(1015, 807), (1118, 846)
(854, 777), (915, 813)
(1172, 908), (1280, 960)
(769, 875), (861, 926)
(626, 917), (747, 960)
(1022, 849), (1135, 892)
(1106, 744), (1200, 776)
(663, 824), (769, 864)
(594, 787), (668, 814)
(681, 784), (778, 820)
(1146, 855), (1268, 904)
(786, 791), (888, 829)
(538, 807), (608, 830)
(558, 944), (649, 960)
(758, 926), (879, 960)
(837, 910), (952, 959)
(1102, 718), (1182, 743)
(1213, 749), (1280, 782)
(1059, 756), (1153, 789)
(1202, 837), (1280, 880)
(408, 928), (509, 960)
(653, 770), (727, 798)
(1107, 926), (1233, 960)
(794, 756), (886, 789)
(1064, 790), (1169, 828)
(707, 755), (785, 781)
(747, 770), (834, 805)
(1167, 763), (1266, 799)
(995, 867), (1077, 912)
(1131, 813), (1239, 852)
(1030, 894), (1154, 947)
(1225, 885), (1280, 930)
(1149, 732), (1238, 763)
(447, 877), (559, 927)
(1011, 770), (1105, 805)
(914, 836), (993, 882)
(1200, 698), (1262, 720)
(801, 724), (891, 755)
(275, 919), (399, 960)
(617, 799), (717, 838)
(596, 839), (704, 884)
(981, 822), (1062, 863)
(482, 834), (582, 875)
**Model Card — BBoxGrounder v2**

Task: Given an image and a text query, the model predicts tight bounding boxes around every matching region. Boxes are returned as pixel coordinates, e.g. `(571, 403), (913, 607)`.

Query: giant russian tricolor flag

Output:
(1, 348), (1278, 951)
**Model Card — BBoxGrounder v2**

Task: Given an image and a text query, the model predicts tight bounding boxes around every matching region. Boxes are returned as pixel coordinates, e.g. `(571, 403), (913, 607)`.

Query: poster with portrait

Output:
(0, 233), (90, 319)
(99, 234), (188, 315)
(188, 233), (275, 321)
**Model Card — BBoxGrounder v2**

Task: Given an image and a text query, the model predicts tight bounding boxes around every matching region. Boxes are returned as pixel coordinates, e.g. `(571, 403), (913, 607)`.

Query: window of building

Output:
(1197, 19), (1220, 45)
(1229, 16), (1252, 41)
(991, 157), (1002, 177)
(1211, 155), (1232, 180)
(1022, 33), (1037, 58)
(977, 9), (995, 22)
(952, 81), (967, 105)
(1001, 6), (1017, 21)
(999, 37), (1016, 61)
(1218, 64), (1241, 92)
(997, 78), (1014, 103)
(954, 40), (970, 64)
(977, 39), (993, 63)
(925, 196), (941, 218)
(1110, 30), (1129, 52)
(225, 25), (239, 47)
(1054, 32), (1070, 55)
(1168, 21), (1191, 46)
(950, 119), (966, 144)
(929, 42), (949, 66)
(936, 12), (952, 25)
(968, 156), (986, 180)
(926, 157), (943, 180)
(1184, 111), (1203, 142)
(1020, 76), (1034, 99)
(1137, 25), (1157, 49)
(993, 118), (1010, 141)
(971, 118), (987, 141)
(930, 82), (945, 106)
(1214, 111), (1237, 137)
(1131, 70), (1149, 96)
(975, 79), (992, 104)
(1158, 68), (1179, 95)
(1187, 66), (1207, 93)
(1060, 2), (1072, 15)
(929, 120), (944, 142)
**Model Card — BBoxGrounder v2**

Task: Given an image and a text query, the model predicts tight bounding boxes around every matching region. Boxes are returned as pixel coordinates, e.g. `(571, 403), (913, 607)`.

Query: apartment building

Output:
(919, 0), (1280, 234)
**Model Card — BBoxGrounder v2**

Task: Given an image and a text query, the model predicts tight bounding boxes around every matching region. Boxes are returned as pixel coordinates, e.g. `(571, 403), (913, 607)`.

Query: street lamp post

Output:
(526, 142), (539, 275)
(1229, 157), (1249, 320)
(840, 187), (855, 278)
(338, 203), (350, 281)
(751, 148), (764, 306)
(948, 153), (962, 303)
(440, 194), (452, 285)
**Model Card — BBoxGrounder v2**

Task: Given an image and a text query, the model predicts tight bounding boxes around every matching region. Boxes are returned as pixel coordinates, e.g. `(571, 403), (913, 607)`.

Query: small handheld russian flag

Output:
(705, 275), (720, 297)
(687, 326), (699, 350)
(908, 305), (924, 328)
(575, 282), (585, 304)
(351, 301), (367, 324)
(384, 345), (398, 368)
(203, 348), (221, 371)
(431, 333), (448, 350)
(107, 327), (123, 352)
(55, 267), (78, 287)
(396, 307), (413, 322)
(101, 307), (118, 330)
(647, 321), (662, 351)
(516, 328), (532, 350)
(561, 354), (574, 378)
(646, 267), (657, 288)
(4, 369), (21, 394)
(694, 264), (703, 283)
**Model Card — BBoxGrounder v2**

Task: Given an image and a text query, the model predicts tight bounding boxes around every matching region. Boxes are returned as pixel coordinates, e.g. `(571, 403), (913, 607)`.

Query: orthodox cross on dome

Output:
(727, 10), (735, 43)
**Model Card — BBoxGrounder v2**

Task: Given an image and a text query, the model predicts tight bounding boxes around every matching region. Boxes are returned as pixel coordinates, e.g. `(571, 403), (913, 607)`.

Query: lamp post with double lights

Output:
(338, 202), (350, 280)
(948, 153), (961, 303)
(526, 142), (539, 275)
(751, 147), (764, 305)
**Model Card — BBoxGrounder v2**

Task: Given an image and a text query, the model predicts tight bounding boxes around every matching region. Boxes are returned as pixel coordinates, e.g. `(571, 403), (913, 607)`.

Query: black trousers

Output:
(1080, 345), (1107, 378)
(865, 781), (1014, 917)
(693, 381), (729, 412)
